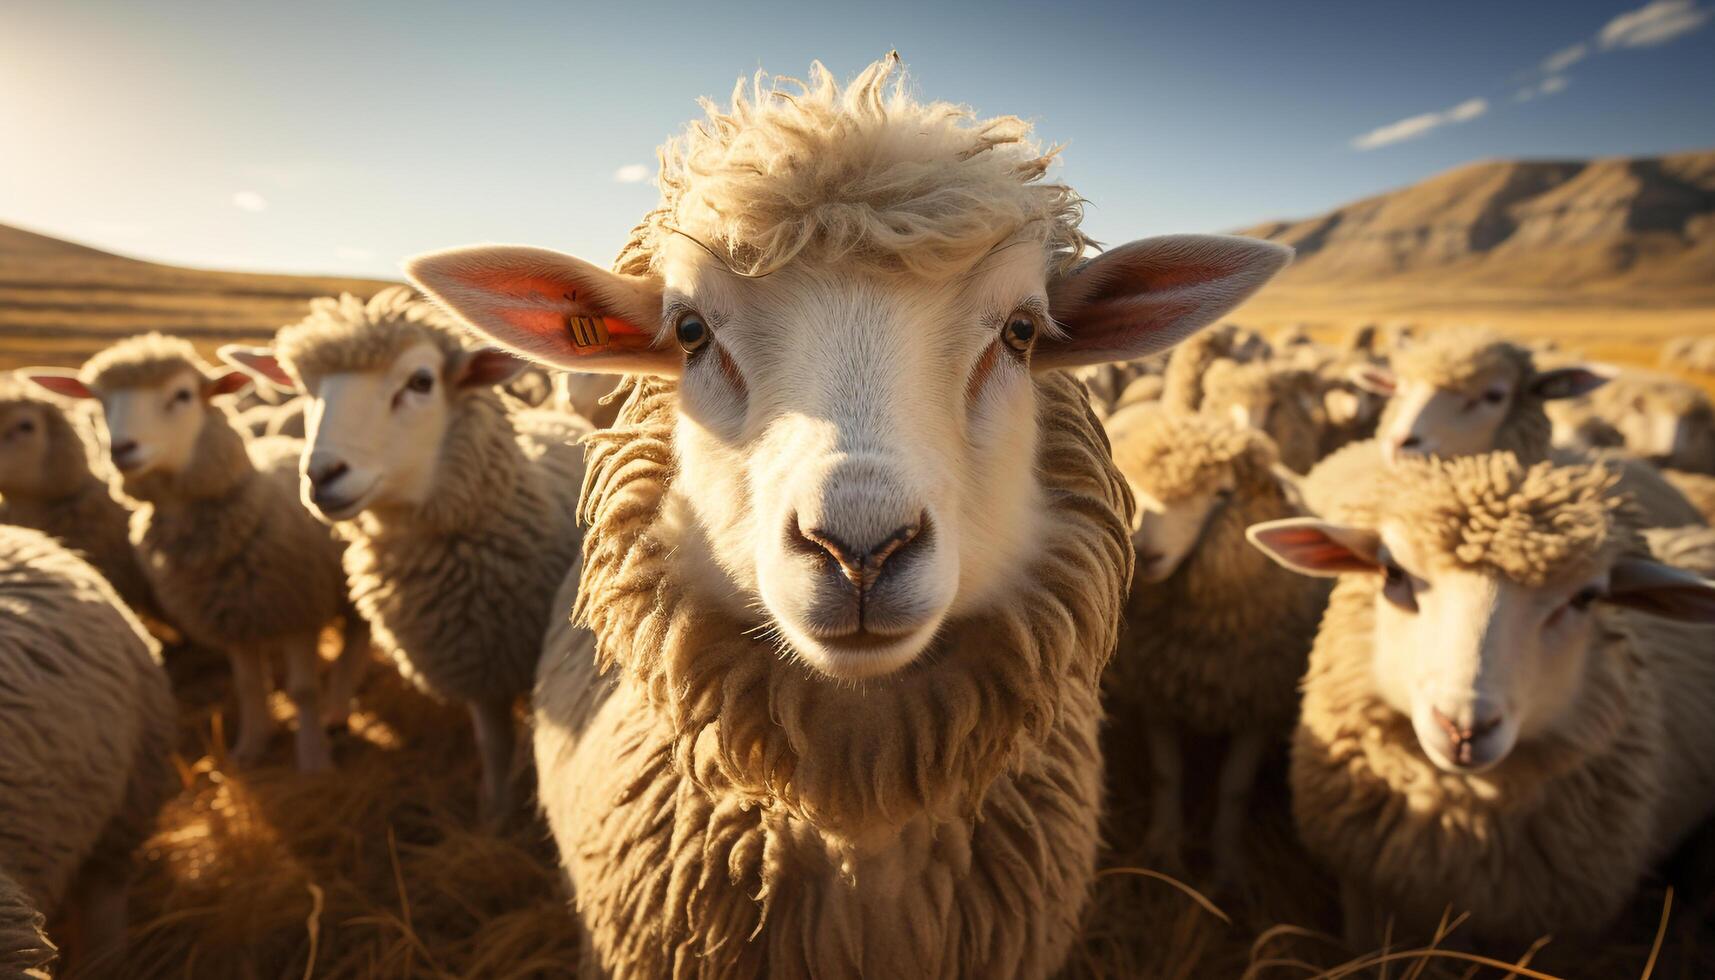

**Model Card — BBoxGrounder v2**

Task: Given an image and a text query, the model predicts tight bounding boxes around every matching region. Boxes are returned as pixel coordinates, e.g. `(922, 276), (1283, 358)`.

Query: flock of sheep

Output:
(4, 55), (1715, 978)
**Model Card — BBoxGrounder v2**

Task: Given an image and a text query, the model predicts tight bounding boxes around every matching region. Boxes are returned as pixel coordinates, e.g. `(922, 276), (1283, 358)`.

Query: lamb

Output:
(1249, 454), (1715, 951)
(27, 334), (369, 772)
(405, 55), (1290, 978)
(1308, 327), (1704, 528)
(220, 287), (589, 823)
(1102, 403), (1328, 884)
(0, 525), (176, 969)
(0, 376), (159, 620)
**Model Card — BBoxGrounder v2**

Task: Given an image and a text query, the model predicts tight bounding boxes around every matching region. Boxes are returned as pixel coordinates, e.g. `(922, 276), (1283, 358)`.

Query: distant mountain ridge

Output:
(1237, 149), (1715, 294)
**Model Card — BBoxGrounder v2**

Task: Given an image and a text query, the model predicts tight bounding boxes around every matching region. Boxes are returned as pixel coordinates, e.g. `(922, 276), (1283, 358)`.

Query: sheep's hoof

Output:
(1211, 847), (1248, 896)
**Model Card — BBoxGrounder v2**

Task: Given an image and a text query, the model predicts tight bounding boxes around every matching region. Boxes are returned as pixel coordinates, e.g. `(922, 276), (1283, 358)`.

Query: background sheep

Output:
(27, 335), (369, 772)
(1102, 403), (1329, 884)
(223, 288), (589, 823)
(1250, 454), (1715, 952)
(1557, 369), (1715, 475)
(408, 55), (1290, 977)
(0, 375), (159, 620)
(0, 525), (176, 969)
(1305, 327), (1705, 529)
(1195, 359), (1322, 473)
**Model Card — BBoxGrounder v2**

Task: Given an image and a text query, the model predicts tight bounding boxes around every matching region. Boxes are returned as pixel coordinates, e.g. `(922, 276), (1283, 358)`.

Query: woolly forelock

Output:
(81, 333), (211, 390)
(613, 54), (1094, 281)
(1389, 326), (1531, 394)
(275, 287), (469, 386)
(1106, 404), (1276, 502)
(573, 370), (1132, 837)
(1377, 454), (1632, 588)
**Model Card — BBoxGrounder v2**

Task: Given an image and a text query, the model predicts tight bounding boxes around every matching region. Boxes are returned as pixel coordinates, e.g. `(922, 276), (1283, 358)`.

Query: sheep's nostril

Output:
(109, 439), (138, 460)
(792, 512), (930, 592)
(1399, 435), (1422, 450)
(307, 460), (350, 500)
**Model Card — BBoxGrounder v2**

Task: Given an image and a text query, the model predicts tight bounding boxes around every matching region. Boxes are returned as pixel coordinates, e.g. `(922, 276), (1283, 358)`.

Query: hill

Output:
(0, 222), (396, 370)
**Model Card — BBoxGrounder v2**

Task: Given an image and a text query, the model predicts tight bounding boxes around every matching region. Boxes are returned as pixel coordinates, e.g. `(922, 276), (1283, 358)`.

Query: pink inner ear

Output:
(208, 371), (252, 397)
(27, 374), (94, 400)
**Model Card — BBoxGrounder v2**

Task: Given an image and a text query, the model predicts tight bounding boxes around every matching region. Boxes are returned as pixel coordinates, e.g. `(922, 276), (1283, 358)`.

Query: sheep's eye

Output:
(14, 419), (34, 435)
(1481, 388), (1507, 405)
(1569, 586), (1603, 612)
(1002, 312), (1037, 354)
(1381, 562), (1418, 611)
(406, 370), (434, 395)
(1215, 486), (1235, 501)
(675, 312), (709, 354)
(171, 388), (193, 405)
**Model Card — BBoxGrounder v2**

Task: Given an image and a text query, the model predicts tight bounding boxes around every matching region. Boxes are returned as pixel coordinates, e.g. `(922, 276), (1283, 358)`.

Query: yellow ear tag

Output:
(565, 315), (610, 352)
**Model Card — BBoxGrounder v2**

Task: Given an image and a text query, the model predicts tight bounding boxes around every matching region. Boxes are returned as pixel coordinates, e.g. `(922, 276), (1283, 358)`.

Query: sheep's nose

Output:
(306, 458), (350, 499)
(790, 514), (928, 593)
(109, 439), (138, 461)
(1431, 705), (1503, 766)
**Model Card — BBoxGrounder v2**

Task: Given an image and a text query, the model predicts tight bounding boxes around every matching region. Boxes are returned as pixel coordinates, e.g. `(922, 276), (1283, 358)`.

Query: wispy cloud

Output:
(1351, 97), (1488, 151)
(231, 190), (268, 212)
(1539, 42), (1589, 73)
(334, 245), (375, 261)
(612, 163), (650, 184)
(1599, 0), (1711, 48)
(1514, 75), (1571, 102)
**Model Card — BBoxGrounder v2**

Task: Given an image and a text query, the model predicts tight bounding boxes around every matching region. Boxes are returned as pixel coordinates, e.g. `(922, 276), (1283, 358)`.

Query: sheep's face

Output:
(1378, 370), (1516, 465)
(409, 233), (1291, 682)
(296, 342), (460, 520)
(1608, 388), (1711, 467)
(658, 239), (1054, 677)
(1128, 478), (1235, 583)
(1251, 517), (1715, 776)
(0, 402), (51, 495)
(87, 370), (238, 481)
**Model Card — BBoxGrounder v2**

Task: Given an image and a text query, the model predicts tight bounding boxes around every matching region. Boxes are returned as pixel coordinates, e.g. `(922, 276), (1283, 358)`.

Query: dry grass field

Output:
(4, 213), (1714, 977)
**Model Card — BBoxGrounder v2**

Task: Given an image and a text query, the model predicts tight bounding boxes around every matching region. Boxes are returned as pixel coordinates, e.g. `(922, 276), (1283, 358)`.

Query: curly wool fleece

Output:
(533, 370), (1133, 979)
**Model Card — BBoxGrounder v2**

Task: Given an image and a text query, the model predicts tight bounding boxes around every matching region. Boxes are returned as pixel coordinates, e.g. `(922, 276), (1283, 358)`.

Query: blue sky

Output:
(2, 0), (1711, 279)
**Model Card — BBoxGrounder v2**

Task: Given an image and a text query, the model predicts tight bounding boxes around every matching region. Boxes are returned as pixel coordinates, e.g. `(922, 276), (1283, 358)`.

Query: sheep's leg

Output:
(1340, 877), (1376, 950)
(1212, 729), (1268, 888)
(470, 697), (518, 829)
(320, 611), (372, 731)
(228, 650), (275, 767)
(283, 635), (334, 772)
(1142, 722), (1185, 874)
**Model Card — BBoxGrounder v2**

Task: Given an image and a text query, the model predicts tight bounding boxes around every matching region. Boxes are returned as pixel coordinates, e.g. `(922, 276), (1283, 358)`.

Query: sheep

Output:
(1249, 454), (1715, 951)
(1101, 403), (1329, 884)
(1665, 468), (1715, 525)
(551, 370), (626, 428)
(1559, 369), (1715, 475)
(26, 334), (370, 772)
(0, 376), (159, 620)
(1196, 358), (1322, 473)
(1661, 334), (1715, 375)
(220, 288), (589, 823)
(0, 525), (176, 968)
(1307, 327), (1705, 529)
(405, 55), (1291, 978)
(1071, 355), (1166, 418)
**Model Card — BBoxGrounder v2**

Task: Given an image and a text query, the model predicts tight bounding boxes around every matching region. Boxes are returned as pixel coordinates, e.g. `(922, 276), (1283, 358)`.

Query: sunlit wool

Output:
(0, 377), (158, 619)
(0, 526), (175, 964)
(1292, 455), (1715, 946)
(534, 371), (1132, 978)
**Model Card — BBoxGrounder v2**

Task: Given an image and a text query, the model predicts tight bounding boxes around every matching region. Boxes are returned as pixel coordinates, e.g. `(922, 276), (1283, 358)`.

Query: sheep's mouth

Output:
(309, 479), (377, 521)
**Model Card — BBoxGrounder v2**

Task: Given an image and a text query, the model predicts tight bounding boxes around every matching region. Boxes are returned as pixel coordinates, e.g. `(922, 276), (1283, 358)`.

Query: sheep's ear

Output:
(1606, 558), (1715, 623)
(451, 347), (530, 390)
(1350, 364), (1397, 396)
(203, 370), (253, 399)
(1246, 518), (1380, 577)
(1529, 364), (1615, 401)
(24, 369), (95, 400)
(1038, 235), (1292, 370)
(405, 245), (675, 377)
(218, 345), (296, 393)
